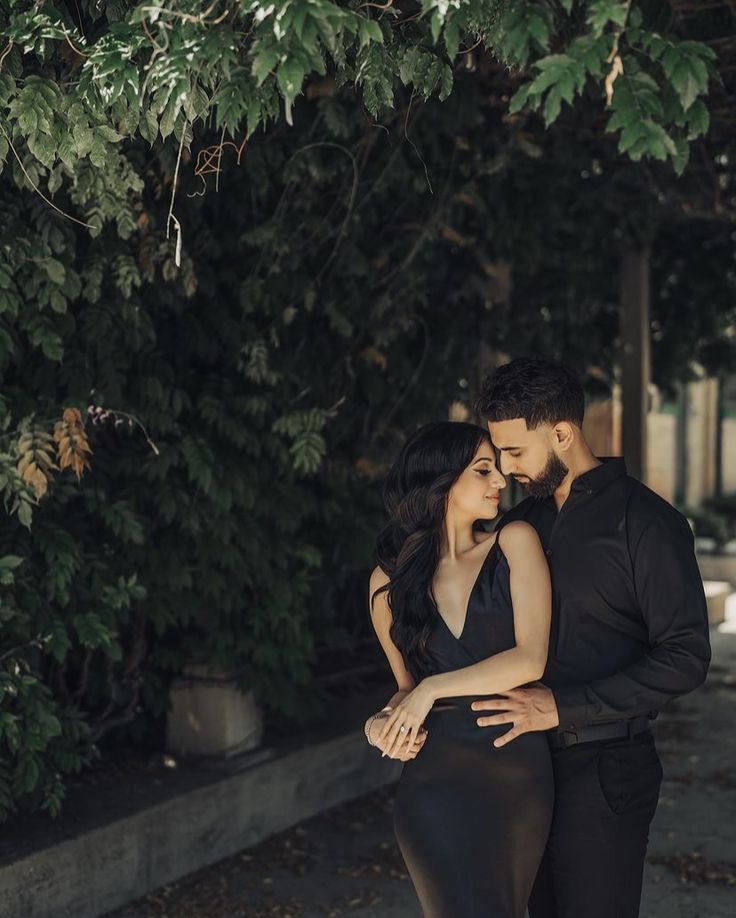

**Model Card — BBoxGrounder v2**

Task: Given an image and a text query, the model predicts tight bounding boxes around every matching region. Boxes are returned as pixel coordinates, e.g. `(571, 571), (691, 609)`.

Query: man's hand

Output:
(472, 682), (560, 748)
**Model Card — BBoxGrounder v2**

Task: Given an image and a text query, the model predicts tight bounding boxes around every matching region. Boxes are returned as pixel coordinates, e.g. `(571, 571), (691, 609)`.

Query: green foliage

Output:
(0, 558), (94, 820)
(0, 0), (719, 190)
(508, 5), (717, 171)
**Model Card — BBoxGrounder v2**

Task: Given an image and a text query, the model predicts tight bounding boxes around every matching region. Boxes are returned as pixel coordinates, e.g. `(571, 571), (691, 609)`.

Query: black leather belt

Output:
(548, 715), (652, 749)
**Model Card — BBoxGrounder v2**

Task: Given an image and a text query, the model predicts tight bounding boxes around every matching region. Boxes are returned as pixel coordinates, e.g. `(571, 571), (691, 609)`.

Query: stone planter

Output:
(703, 580), (731, 627)
(166, 665), (263, 758)
(696, 552), (736, 585)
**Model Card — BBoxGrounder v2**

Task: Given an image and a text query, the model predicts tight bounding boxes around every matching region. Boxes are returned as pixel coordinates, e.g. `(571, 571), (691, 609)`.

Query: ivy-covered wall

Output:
(0, 1), (733, 822)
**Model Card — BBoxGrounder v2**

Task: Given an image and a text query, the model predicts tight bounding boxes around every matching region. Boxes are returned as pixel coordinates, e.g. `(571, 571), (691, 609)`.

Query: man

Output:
(472, 357), (711, 918)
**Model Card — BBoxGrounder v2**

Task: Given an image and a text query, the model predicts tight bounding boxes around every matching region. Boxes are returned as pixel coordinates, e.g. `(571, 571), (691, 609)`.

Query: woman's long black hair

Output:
(372, 421), (491, 680)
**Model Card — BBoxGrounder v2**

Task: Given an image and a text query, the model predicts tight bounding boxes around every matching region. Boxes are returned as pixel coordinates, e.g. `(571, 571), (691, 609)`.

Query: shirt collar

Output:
(570, 456), (627, 494)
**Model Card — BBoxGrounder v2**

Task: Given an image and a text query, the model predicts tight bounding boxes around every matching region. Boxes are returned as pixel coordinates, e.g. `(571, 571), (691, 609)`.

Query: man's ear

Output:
(553, 422), (575, 451)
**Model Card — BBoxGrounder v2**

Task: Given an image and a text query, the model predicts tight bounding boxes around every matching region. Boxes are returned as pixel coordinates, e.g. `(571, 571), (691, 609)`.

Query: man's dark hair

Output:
(475, 357), (585, 429)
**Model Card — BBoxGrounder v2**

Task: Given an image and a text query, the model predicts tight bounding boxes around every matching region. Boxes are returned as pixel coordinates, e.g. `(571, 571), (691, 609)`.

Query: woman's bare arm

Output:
(365, 567), (427, 758)
(369, 566), (416, 694)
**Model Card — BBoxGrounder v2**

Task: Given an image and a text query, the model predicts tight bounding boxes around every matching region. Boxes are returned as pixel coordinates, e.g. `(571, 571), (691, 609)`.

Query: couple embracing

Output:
(364, 357), (711, 918)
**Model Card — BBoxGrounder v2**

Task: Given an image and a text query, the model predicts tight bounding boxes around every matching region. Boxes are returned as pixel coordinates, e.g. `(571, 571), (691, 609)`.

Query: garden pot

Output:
(166, 665), (263, 757)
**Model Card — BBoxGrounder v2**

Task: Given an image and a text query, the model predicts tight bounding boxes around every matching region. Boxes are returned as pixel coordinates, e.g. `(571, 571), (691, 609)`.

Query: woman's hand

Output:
(367, 711), (428, 760)
(374, 678), (437, 758)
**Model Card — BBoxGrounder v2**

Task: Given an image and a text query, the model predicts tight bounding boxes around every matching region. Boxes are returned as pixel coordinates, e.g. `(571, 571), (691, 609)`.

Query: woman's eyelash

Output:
(476, 469), (492, 476)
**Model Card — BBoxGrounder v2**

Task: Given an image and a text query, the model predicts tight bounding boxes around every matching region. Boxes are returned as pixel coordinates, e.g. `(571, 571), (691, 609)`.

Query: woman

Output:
(364, 421), (553, 918)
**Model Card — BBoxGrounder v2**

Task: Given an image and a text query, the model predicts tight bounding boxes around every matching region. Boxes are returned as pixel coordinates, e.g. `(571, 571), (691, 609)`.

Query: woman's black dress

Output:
(393, 539), (554, 918)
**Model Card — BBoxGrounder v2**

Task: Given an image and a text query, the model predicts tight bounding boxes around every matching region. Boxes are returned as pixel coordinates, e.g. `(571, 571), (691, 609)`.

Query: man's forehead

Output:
(487, 417), (543, 447)
(488, 417), (528, 438)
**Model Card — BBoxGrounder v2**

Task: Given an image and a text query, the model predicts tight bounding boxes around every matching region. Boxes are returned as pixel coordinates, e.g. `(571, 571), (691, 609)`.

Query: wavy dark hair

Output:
(372, 421), (491, 680)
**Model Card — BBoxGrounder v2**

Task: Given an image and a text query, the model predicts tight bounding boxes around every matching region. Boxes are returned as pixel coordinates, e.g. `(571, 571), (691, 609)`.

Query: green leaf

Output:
(89, 137), (107, 168)
(139, 110), (158, 144)
(587, 0), (629, 37)
(430, 10), (442, 45)
(619, 119), (677, 162)
(671, 135), (690, 176)
(439, 63), (453, 102)
(45, 620), (71, 664)
(44, 259), (65, 285)
(277, 58), (306, 124)
(508, 83), (534, 115)
(26, 131), (55, 168)
(670, 59), (706, 111)
(543, 83), (564, 125)
(73, 612), (113, 649)
(646, 35), (668, 62)
(686, 99), (710, 139)
(358, 18), (383, 50)
(0, 555), (24, 571)
(96, 125), (123, 143)
(253, 45), (280, 86)
(277, 58), (305, 99)
(527, 55), (580, 96)
(527, 14), (550, 45)
(444, 13), (460, 59)
(159, 96), (182, 140)
(17, 500), (33, 529)
(73, 126), (94, 158)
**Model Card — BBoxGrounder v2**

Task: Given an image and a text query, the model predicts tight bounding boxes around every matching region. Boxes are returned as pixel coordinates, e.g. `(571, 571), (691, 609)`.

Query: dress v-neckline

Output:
(435, 536), (499, 642)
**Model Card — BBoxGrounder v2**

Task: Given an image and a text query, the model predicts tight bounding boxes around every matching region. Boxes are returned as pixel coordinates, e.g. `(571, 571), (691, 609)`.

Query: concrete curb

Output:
(1, 729), (402, 918)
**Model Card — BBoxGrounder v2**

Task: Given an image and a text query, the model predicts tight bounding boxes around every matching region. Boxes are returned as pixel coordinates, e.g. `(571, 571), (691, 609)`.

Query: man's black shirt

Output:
(497, 457), (711, 731)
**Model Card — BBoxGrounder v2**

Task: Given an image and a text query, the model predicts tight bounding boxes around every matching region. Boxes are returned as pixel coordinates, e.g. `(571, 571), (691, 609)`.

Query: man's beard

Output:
(516, 452), (569, 499)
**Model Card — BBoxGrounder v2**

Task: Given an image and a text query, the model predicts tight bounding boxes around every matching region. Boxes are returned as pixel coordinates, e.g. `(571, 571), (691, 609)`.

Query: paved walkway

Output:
(110, 628), (736, 918)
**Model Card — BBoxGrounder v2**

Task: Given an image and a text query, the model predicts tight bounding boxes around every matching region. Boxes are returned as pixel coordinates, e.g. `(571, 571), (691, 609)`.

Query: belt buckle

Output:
(627, 717), (647, 740)
(561, 728), (579, 748)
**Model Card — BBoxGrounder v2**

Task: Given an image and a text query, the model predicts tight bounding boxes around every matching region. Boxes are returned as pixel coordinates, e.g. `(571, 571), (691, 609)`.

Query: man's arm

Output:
(553, 507), (711, 731)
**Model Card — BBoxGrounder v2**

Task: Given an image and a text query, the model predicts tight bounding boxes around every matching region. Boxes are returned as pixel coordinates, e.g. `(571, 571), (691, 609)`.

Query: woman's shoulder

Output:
(369, 565), (390, 592)
(497, 519), (541, 553)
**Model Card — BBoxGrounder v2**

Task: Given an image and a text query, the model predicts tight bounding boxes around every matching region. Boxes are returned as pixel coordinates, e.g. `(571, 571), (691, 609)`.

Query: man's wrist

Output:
(544, 685), (560, 729)
(550, 686), (588, 732)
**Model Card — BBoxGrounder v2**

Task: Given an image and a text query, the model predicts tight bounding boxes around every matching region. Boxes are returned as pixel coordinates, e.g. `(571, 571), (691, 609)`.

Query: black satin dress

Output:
(393, 539), (554, 918)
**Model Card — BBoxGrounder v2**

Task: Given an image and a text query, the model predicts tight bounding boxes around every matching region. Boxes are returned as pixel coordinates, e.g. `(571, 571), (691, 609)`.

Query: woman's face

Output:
(447, 440), (507, 521)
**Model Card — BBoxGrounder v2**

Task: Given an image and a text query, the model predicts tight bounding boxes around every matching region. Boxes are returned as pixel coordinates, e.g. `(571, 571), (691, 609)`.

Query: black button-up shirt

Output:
(497, 457), (711, 732)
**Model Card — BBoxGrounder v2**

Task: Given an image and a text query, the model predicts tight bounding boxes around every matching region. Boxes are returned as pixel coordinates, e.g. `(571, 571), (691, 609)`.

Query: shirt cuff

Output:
(551, 686), (590, 732)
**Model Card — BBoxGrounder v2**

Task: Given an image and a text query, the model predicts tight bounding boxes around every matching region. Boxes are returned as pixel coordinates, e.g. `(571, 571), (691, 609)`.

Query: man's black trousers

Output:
(528, 731), (664, 918)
